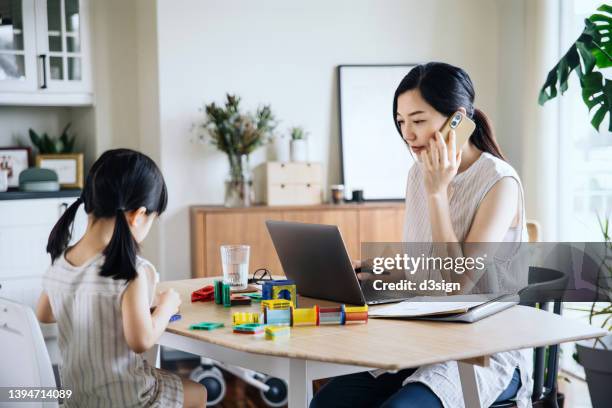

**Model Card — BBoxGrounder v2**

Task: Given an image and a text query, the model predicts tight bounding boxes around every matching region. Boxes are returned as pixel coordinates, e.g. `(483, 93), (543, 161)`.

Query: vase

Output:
(290, 139), (308, 162)
(224, 154), (254, 207)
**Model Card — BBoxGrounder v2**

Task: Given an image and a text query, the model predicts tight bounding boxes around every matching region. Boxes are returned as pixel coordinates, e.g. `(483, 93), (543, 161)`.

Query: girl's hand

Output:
(158, 288), (181, 314)
(420, 130), (462, 196)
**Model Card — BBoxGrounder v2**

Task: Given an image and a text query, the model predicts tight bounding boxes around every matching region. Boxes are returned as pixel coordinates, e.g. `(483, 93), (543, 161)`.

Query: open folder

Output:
(368, 294), (519, 323)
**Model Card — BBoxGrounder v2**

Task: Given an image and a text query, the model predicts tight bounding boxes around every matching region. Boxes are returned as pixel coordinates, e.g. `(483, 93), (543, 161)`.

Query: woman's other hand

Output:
(420, 130), (461, 196)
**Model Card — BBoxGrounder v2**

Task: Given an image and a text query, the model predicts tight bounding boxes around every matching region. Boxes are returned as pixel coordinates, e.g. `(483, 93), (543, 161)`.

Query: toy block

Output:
(265, 325), (290, 340)
(230, 294), (252, 306)
(189, 322), (224, 331)
(169, 313), (182, 322)
(244, 293), (263, 302)
(222, 283), (232, 307)
(263, 308), (293, 326)
(233, 323), (265, 335)
(344, 304), (368, 323)
(261, 299), (292, 311)
(319, 306), (344, 325)
(344, 305), (368, 313)
(292, 305), (319, 326)
(214, 280), (223, 304)
(233, 312), (261, 326)
(262, 279), (298, 307)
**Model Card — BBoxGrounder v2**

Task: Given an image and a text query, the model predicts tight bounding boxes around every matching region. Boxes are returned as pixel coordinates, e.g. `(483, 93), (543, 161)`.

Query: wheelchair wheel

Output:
(259, 376), (288, 407)
(189, 365), (226, 406)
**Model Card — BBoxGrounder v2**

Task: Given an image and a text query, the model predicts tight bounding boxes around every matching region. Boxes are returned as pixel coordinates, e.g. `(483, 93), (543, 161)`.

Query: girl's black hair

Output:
(393, 62), (505, 160)
(47, 148), (168, 281)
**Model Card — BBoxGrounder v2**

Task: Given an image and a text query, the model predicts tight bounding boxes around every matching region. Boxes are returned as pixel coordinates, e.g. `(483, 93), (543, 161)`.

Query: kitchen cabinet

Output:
(0, 0), (93, 105)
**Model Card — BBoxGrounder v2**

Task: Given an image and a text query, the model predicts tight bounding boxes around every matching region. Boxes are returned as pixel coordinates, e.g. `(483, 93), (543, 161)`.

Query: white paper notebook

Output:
(368, 294), (518, 320)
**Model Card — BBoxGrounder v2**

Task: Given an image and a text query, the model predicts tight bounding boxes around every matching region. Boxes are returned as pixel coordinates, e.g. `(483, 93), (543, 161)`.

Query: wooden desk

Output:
(158, 278), (606, 407)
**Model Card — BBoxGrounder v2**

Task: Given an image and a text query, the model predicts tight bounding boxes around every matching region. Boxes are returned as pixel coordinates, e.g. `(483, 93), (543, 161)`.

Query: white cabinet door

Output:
(0, 197), (85, 280)
(0, 0), (38, 92)
(0, 0), (92, 104)
(34, 0), (92, 94)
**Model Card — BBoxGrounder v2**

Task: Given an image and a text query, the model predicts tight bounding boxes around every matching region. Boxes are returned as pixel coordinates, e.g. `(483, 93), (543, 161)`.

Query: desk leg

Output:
(457, 361), (482, 408)
(289, 359), (311, 408)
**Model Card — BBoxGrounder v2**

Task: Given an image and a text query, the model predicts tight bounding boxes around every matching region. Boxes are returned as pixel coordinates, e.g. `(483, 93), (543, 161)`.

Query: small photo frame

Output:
(36, 153), (84, 189)
(0, 147), (31, 188)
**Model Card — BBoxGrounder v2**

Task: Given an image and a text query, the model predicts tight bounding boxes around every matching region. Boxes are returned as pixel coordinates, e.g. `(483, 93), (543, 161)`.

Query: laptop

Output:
(265, 220), (412, 305)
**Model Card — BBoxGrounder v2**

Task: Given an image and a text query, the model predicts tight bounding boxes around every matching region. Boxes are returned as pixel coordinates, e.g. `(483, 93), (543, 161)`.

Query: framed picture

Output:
(36, 153), (84, 189)
(0, 147), (31, 188)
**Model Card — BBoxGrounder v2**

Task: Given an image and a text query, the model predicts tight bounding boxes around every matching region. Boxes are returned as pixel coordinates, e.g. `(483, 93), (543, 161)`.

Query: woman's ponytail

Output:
(47, 197), (83, 262)
(470, 108), (506, 161)
(100, 209), (139, 281)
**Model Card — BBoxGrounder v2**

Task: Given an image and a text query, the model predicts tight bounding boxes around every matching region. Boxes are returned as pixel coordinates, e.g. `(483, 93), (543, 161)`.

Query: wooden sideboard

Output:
(190, 202), (405, 277)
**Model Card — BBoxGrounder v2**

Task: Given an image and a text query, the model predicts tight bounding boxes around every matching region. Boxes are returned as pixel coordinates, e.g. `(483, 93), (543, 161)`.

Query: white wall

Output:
(155, 0), (503, 280)
(0, 107), (73, 148)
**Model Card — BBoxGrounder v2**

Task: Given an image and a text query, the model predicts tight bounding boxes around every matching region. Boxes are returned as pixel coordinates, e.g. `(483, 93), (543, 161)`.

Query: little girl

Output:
(36, 149), (207, 407)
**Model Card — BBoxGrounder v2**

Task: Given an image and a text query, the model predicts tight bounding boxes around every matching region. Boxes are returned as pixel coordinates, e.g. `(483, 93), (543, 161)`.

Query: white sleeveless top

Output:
(400, 152), (533, 408)
(42, 253), (183, 407)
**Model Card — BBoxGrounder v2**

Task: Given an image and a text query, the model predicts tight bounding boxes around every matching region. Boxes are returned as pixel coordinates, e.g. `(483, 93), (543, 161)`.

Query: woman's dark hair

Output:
(393, 62), (505, 160)
(47, 148), (168, 281)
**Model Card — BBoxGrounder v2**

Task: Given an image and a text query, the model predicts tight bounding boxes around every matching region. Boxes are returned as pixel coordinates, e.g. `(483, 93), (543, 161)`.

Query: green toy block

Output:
(214, 280), (223, 305)
(244, 293), (263, 302)
(189, 322), (224, 331)
(222, 283), (232, 307)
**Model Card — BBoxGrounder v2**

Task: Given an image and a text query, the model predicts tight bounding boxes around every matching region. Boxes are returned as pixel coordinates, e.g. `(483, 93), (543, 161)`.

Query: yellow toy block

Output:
(265, 325), (290, 340)
(232, 312), (261, 326)
(261, 299), (292, 311)
(292, 305), (319, 326)
(344, 305), (368, 314)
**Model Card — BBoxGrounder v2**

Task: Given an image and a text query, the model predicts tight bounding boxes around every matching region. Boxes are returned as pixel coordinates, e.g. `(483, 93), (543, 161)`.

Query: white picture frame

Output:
(0, 147), (30, 188)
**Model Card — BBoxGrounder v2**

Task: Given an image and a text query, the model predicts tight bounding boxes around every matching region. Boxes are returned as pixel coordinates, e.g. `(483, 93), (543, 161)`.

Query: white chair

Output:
(0, 297), (58, 408)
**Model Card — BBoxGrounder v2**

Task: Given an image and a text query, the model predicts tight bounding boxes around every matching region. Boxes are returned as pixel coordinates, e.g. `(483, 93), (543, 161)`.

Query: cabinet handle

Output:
(39, 54), (48, 89)
(59, 202), (68, 215)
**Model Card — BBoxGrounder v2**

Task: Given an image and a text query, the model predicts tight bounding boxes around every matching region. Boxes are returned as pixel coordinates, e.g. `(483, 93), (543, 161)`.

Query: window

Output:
(558, 0), (612, 242)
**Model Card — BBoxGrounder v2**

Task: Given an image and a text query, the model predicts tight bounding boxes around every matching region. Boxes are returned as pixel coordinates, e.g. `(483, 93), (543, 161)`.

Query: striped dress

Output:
(399, 152), (534, 408)
(42, 252), (183, 407)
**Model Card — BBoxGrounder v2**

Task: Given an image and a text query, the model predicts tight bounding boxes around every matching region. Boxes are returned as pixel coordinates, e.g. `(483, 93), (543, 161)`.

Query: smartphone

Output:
(439, 111), (476, 149)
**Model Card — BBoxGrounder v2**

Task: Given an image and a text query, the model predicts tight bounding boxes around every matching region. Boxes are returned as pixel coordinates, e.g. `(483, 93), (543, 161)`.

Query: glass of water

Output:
(220, 245), (250, 290)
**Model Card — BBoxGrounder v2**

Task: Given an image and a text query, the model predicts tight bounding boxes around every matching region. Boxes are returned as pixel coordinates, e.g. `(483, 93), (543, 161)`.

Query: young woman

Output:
(36, 149), (207, 407)
(310, 63), (532, 407)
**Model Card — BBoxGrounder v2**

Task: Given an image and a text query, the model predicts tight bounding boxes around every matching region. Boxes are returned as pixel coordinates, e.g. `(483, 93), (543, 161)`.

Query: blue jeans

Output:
(309, 368), (521, 408)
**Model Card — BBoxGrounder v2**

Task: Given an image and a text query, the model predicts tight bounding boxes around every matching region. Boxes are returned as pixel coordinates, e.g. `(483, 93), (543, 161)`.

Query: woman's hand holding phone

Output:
(419, 129), (462, 197)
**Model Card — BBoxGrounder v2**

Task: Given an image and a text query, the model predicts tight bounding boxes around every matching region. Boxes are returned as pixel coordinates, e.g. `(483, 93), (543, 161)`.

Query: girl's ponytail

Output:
(470, 108), (505, 161)
(47, 197), (83, 262)
(100, 209), (139, 281)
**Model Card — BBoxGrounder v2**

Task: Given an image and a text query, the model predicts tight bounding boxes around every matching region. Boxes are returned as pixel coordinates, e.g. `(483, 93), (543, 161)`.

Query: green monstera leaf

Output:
(539, 4), (612, 132)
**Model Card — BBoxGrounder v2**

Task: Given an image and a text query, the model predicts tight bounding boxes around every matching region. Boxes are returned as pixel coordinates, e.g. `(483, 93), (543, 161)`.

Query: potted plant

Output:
(539, 5), (611, 406)
(573, 216), (612, 408)
(29, 123), (84, 189)
(289, 126), (308, 162)
(29, 123), (77, 154)
(198, 94), (276, 207)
